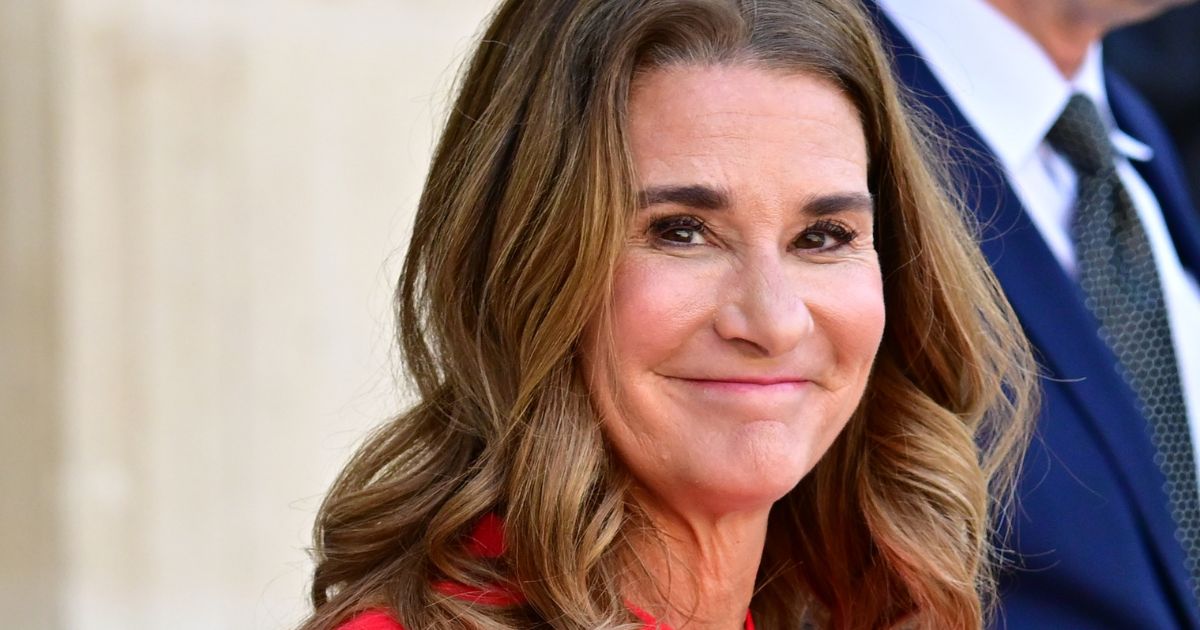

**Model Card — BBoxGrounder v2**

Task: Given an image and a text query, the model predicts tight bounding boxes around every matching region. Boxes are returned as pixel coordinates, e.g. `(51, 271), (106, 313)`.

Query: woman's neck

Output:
(623, 498), (769, 629)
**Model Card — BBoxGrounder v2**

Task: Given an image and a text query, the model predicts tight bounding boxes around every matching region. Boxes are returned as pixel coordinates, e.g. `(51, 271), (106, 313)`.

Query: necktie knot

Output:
(1046, 94), (1116, 176)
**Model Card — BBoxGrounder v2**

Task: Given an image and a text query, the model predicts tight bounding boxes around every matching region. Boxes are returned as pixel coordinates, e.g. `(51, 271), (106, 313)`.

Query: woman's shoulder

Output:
(336, 610), (404, 630)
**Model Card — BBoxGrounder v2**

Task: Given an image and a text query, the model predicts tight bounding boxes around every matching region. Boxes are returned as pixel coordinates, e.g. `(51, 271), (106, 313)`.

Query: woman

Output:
(303, 0), (1037, 628)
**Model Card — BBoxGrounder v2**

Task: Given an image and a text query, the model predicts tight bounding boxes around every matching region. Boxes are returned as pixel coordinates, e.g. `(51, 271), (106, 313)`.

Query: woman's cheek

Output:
(610, 252), (723, 359)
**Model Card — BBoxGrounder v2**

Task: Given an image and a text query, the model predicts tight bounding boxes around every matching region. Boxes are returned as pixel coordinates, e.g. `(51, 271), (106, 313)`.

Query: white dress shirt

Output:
(880, 0), (1200, 475)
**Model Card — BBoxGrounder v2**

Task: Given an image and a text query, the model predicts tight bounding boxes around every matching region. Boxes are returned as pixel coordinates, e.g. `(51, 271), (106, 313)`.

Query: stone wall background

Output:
(0, 1), (497, 628)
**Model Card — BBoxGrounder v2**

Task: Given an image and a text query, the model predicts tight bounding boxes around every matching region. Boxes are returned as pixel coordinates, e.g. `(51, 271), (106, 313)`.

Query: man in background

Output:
(867, 0), (1200, 627)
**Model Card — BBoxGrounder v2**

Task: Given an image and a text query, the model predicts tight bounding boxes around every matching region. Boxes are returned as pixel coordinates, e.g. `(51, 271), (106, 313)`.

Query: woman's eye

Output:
(795, 232), (829, 250)
(794, 219), (859, 251)
(650, 216), (708, 246)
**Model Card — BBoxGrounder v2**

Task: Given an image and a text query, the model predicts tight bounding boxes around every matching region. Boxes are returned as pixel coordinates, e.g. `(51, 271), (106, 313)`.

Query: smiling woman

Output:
(590, 65), (884, 531)
(300, 1), (1038, 629)
(583, 68), (886, 625)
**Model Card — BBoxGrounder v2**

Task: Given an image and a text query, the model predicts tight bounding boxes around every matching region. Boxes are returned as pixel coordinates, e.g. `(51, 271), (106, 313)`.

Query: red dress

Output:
(334, 514), (755, 630)
(336, 608), (756, 630)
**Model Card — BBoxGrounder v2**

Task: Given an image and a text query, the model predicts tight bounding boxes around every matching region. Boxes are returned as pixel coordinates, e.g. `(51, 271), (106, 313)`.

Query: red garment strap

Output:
(431, 578), (525, 606)
(336, 610), (403, 630)
(339, 605), (754, 629)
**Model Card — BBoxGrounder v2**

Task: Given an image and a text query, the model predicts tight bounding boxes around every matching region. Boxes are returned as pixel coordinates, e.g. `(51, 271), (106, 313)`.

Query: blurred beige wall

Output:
(1, 1), (498, 628)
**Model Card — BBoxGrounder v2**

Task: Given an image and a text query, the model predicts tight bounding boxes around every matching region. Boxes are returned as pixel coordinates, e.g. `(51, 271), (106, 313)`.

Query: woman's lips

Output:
(667, 377), (811, 393)
(660, 375), (815, 419)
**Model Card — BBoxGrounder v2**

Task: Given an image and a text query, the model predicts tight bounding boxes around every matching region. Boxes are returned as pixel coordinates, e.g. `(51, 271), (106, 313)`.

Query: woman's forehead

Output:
(626, 65), (869, 203)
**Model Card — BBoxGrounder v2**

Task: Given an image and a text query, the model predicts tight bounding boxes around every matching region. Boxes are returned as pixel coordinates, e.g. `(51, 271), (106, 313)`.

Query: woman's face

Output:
(585, 65), (885, 519)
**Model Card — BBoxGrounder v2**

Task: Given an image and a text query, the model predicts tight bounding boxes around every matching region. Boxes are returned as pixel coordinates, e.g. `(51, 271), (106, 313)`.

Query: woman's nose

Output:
(713, 258), (814, 357)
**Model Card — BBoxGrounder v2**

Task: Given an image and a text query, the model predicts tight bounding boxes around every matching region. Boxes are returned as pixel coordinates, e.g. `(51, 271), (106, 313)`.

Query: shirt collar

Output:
(879, 0), (1153, 165)
(1078, 46), (1154, 162)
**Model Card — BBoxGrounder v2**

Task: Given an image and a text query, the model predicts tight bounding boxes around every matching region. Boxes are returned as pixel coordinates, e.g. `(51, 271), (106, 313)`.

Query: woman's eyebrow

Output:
(637, 184), (730, 210)
(637, 186), (873, 217)
(802, 192), (875, 217)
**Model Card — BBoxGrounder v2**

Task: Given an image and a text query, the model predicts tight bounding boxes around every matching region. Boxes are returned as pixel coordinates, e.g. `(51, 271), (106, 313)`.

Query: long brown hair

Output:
(303, 1), (1037, 628)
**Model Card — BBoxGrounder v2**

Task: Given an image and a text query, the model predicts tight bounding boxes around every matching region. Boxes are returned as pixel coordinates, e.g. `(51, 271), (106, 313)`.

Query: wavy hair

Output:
(302, 0), (1038, 628)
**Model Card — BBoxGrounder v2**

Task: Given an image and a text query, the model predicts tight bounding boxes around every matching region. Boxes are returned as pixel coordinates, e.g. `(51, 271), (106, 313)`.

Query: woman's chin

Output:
(619, 421), (826, 520)
(670, 463), (812, 519)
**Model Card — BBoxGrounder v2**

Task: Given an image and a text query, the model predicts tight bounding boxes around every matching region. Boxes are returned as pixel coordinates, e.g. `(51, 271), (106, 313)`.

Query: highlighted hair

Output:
(303, 1), (1037, 628)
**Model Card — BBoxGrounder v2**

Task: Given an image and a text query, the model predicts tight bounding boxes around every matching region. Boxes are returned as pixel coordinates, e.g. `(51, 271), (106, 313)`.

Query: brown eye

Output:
(650, 215), (709, 246)
(793, 219), (858, 252)
(795, 232), (828, 250)
(663, 227), (698, 243)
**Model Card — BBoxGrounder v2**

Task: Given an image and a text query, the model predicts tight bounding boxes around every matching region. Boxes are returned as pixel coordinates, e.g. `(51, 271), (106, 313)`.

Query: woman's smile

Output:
(661, 375), (816, 422)
(665, 375), (811, 394)
(585, 64), (885, 518)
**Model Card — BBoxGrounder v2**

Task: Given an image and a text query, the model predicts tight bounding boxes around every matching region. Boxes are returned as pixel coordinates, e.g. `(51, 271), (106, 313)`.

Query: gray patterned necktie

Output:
(1047, 93), (1200, 599)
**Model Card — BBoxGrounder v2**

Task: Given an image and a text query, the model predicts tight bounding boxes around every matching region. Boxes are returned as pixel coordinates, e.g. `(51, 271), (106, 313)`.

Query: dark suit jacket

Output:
(865, 4), (1200, 628)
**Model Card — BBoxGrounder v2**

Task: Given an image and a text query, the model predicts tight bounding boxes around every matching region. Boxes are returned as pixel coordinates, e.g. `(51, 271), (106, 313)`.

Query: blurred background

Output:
(2, 1), (495, 628)
(1, 1), (1196, 629)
